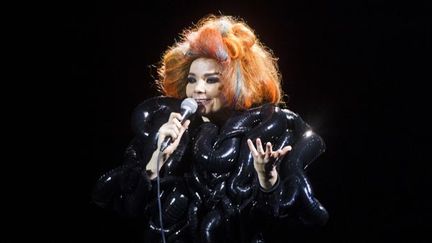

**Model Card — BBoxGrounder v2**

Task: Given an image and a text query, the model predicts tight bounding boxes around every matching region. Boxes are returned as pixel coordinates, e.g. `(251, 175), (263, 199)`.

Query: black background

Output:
(25, 0), (431, 242)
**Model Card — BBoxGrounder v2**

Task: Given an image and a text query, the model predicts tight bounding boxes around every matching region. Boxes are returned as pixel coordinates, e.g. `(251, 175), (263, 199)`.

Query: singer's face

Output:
(186, 58), (223, 115)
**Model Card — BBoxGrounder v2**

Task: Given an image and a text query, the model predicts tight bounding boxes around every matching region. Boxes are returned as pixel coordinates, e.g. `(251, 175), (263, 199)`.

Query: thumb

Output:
(182, 119), (191, 129)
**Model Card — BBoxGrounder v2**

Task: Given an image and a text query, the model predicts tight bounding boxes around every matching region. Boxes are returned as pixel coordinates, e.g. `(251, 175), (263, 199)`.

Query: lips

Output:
(194, 98), (212, 106)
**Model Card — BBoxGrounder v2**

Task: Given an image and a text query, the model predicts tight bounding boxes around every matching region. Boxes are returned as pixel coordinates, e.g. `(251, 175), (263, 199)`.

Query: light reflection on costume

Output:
(92, 96), (328, 242)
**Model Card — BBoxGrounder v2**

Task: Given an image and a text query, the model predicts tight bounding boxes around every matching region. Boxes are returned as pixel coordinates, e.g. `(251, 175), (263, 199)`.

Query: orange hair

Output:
(156, 15), (284, 110)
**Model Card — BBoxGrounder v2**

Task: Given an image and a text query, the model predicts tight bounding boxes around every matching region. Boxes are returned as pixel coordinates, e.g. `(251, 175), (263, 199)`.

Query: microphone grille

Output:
(181, 98), (198, 113)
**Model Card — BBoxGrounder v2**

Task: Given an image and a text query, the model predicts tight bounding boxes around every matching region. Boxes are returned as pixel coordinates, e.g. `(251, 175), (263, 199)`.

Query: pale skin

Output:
(247, 138), (292, 189)
(146, 57), (292, 190)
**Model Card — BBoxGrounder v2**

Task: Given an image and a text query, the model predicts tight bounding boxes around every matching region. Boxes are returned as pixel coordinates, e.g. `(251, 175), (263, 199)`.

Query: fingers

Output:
(182, 119), (191, 129)
(160, 112), (185, 139)
(247, 138), (271, 161)
(165, 121), (189, 153)
(248, 138), (292, 162)
(173, 118), (182, 130)
(169, 112), (183, 129)
(270, 145), (292, 161)
(256, 138), (264, 155)
(174, 120), (190, 140)
(177, 120), (190, 138)
(247, 138), (272, 156)
(168, 112), (183, 122)
(263, 142), (271, 162)
(280, 145), (292, 156)
(266, 142), (273, 155)
(247, 139), (259, 157)
(160, 126), (178, 140)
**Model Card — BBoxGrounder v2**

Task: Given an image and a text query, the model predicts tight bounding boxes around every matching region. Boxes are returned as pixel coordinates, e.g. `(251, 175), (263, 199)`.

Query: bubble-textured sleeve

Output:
(91, 96), (183, 217)
(251, 107), (329, 226)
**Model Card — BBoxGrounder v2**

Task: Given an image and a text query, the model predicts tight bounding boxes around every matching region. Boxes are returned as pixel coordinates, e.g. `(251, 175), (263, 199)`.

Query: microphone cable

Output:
(155, 98), (197, 242)
(156, 151), (166, 243)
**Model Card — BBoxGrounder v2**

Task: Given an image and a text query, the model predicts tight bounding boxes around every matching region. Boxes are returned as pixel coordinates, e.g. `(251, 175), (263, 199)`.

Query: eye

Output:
(187, 77), (196, 83)
(206, 77), (220, 84)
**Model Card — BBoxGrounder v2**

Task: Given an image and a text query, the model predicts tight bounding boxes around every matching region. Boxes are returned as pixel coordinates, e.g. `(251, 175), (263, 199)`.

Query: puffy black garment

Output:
(92, 96), (328, 242)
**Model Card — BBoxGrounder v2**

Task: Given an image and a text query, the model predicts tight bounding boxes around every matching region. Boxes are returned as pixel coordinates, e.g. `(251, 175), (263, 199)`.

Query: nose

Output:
(194, 79), (206, 94)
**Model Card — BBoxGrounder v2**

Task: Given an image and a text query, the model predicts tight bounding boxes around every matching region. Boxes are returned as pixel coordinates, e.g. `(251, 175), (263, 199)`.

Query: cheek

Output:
(185, 84), (193, 97)
(208, 84), (221, 97)
(210, 86), (222, 107)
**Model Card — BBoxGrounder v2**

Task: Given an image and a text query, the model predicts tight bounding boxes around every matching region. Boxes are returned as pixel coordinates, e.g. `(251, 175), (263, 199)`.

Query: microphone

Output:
(159, 98), (198, 152)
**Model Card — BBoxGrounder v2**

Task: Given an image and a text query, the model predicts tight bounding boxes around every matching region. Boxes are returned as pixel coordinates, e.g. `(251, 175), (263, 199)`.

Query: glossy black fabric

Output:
(92, 96), (328, 242)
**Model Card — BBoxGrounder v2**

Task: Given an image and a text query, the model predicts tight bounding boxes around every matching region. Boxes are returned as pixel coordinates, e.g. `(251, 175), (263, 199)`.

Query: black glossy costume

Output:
(92, 96), (328, 242)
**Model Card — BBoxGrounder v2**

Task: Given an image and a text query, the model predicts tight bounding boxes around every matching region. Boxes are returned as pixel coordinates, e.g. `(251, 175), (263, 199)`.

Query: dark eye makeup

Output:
(187, 77), (196, 83)
(187, 76), (220, 84)
(206, 77), (220, 83)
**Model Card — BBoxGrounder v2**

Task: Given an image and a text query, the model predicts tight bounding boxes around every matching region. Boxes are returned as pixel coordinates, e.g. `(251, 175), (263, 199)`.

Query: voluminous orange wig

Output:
(156, 15), (284, 110)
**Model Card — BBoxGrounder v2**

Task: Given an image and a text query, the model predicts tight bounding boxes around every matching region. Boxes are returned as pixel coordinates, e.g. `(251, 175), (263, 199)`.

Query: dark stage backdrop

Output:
(40, 1), (430, 242)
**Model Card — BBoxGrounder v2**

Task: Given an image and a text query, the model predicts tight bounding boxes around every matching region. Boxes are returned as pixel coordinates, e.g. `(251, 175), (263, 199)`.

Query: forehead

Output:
(189, 58), (222, 74)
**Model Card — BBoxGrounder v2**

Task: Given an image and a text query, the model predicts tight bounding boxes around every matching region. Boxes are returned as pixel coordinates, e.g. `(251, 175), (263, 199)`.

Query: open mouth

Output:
(194, 98), (212, 106)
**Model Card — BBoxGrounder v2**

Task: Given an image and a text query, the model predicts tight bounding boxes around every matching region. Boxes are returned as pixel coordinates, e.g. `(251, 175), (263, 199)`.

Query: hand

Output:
(247, 138), (292, 190)
(146, 112), (190, 179)
(157, 112), (191, 157)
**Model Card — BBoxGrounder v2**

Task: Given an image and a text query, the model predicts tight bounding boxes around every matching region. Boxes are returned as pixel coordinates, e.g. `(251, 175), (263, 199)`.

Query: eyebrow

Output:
(188, 72), (221, 77)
